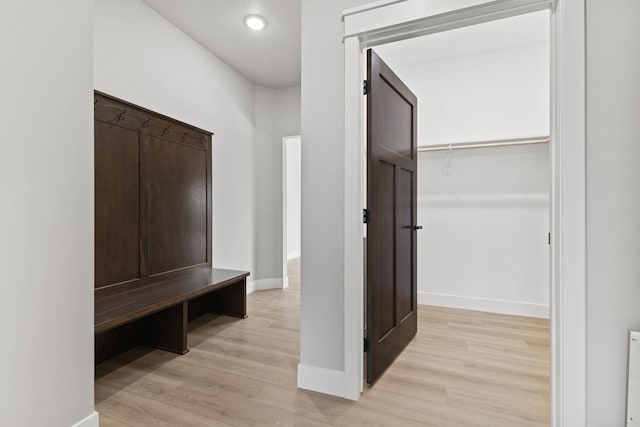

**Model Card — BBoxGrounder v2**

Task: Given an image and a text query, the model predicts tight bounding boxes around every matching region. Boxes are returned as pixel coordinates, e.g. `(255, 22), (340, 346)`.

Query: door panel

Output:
(377, 76), (414, 160)
(397, 168), (414, 320)
(374, 160), (397, 338)
(366, 49), (418, 384)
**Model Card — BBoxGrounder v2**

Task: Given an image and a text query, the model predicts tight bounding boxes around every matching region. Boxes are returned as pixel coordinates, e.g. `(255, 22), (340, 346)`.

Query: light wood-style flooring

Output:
(96, 258), (550, 426)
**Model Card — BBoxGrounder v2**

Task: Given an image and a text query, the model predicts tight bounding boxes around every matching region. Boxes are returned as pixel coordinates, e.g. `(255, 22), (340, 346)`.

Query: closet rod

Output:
(417, 136), (550, 152)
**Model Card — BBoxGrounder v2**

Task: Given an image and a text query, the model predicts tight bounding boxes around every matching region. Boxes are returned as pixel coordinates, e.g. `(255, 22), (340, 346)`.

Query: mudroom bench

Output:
(95, 267), (249, 364)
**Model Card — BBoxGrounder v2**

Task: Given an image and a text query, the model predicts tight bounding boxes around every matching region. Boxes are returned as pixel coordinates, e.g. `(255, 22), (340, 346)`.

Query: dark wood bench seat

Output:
(95, 267), (249, 364)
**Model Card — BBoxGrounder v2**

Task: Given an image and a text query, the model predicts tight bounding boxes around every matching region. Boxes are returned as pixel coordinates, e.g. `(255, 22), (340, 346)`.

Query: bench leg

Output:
(210, 278), (248, 319)
(142, 302), (189, 355)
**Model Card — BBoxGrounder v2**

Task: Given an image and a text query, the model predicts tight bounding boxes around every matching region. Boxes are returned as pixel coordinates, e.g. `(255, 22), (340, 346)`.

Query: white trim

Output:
(550, 0), (586, 425)
(246, 278), (285, 294)
(282, 135), (302, 294)
(343, 34), (365, 402)
(282, 137), (289, 299)
(338, 1), (585, 426)
(342, 0), (408, 19)
(627, 331), (640, 425)
(72, 411), (99, 427)
(343, 0), (553, 41)
(297, 363), (347, 398)
(419, 292), (550, 319)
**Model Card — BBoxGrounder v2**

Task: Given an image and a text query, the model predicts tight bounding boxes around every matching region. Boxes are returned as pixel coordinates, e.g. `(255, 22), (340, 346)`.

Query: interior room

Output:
(374, 11), (551, 318)
(1, 0), (640, 426)
(363, 10), (553, 422)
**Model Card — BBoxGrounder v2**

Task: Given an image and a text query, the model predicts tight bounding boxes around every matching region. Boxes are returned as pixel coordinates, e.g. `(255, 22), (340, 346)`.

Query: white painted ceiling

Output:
(374, 10), (550, 69)
(141, 2), (546, 89)
(143, 0), (301, 88)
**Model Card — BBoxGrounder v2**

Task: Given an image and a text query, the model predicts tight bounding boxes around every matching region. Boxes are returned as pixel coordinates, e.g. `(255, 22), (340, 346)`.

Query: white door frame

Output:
(282, 135), (302, 289)
(342, 1), (585, 425)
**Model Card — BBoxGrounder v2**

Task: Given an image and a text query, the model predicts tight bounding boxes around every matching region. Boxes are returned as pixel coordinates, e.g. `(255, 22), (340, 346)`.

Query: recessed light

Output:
(244, 15), (267, 31)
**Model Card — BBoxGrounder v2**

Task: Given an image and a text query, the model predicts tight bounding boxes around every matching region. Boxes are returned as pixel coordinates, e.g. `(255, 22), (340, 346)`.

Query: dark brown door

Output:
(366, 48), (418, 384)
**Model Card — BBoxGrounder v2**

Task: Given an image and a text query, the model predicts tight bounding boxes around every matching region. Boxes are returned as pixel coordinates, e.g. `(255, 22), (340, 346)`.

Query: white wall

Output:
(277, 86), (303, 138)
(286, 137), (302, 260)
(300, 0), (374, 375)
(418, 145), (550, 317)
(389, 43), (550, 146)
(0, 1), (96, 426)
(254, 86), (301, 289)
(382, 43), (550, 318)
(586, 0), (640, 425)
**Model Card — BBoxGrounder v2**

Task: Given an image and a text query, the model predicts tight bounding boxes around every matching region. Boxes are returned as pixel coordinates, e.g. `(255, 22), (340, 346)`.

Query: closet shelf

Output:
(417, 136), (550, 153)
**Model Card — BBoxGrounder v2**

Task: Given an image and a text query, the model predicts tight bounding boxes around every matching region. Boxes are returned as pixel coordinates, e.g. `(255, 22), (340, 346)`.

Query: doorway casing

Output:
(341, 1), (585, 426)
(282, 134), (302, 289)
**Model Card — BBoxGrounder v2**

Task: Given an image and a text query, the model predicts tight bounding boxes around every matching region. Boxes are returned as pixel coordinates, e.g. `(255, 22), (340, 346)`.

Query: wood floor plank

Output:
(446, 387), (549, 425)
(97, 414), (133, 427)
(96, 383), (232, 427)
(96, 257), (550, 426)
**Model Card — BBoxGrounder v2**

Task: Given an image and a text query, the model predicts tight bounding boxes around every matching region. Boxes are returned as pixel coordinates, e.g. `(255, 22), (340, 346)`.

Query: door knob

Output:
(413, 225), (423, 230)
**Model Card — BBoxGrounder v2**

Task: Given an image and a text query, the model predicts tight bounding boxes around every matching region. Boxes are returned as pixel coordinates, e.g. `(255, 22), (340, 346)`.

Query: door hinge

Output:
(363, 208), (370, 224)
(548, 232), (551, 245)
(363, 79), (370, 95)
(364, 337), (370, 353)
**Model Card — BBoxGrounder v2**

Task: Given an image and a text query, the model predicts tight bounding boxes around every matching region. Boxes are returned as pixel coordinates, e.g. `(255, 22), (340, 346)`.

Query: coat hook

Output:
(443, 144), (452, 176)
(163, 125), (171, 135)
(142, 118), (151, 128)
(116, 109), (127, 121)
(182, 132), (189, 141)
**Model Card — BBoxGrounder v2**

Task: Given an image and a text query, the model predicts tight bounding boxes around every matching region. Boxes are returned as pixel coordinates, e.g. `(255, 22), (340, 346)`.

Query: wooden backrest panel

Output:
(95, 121), (141, 287)
(94, 91), (212, 295)
(147, 135), (208, 276)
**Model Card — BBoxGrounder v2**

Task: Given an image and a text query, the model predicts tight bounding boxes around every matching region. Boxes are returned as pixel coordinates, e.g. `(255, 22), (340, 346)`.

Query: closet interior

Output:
(374, 10), (551, 320)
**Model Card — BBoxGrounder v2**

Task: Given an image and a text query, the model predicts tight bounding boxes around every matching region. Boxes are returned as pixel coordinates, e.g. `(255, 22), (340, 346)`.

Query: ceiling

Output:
(141, 2), (547, 89)
(143, 0), (301, 88)
(374, 10), (550, 69)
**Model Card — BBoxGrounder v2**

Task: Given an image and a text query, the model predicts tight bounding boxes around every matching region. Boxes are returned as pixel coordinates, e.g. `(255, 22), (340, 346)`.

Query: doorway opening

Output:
(361, 9), (552, 423)
(283, 135), (302, 289)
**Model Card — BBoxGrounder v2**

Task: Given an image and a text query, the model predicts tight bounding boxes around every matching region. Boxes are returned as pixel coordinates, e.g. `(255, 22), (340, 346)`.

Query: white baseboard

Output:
(247, 278), (285, 294)
(418, 292), (549, 319)
(287, 251), (301, 260)
(297, 363), (349, 399)
(282, 276), (289, 289)
(72, 411), (99, 427)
